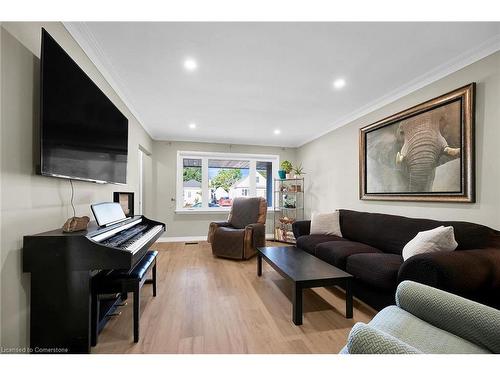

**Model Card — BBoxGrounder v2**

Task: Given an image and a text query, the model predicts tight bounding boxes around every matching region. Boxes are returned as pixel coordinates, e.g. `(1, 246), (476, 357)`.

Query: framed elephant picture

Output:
(359, 83), (475, 202)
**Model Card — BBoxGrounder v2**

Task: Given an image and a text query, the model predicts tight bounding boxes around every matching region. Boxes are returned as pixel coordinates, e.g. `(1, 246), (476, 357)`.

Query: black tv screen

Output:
(40, 28), (128, 184)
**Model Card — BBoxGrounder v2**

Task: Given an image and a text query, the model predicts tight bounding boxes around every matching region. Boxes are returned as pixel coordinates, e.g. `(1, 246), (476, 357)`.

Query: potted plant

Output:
(292, 164), (305, 178)
(280, 160), (293, 179)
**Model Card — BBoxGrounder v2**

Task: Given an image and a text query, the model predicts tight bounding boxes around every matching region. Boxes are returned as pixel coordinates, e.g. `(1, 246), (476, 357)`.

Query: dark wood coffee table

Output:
(257, 246), (353, 325)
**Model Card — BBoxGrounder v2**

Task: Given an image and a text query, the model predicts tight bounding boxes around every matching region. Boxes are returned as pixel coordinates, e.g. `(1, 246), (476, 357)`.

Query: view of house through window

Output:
(209, 159), (249, 207)
(177, 152), (278, 210)
(256, 161), (272, 204)
(182, 158), (202, 208)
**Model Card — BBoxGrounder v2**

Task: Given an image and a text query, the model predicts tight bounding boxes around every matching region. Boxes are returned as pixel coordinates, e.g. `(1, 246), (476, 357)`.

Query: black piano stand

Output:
(91, 251), (158, 346)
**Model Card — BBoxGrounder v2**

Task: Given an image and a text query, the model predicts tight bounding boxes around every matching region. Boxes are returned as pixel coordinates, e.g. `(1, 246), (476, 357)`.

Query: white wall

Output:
(0, 22), (153, 349)
(152, 141), (297, 238)
(298, 51), (500, 229)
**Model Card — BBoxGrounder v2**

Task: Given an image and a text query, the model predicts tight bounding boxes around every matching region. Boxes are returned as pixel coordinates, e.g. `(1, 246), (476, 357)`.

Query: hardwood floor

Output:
(92, 241), (376, 354)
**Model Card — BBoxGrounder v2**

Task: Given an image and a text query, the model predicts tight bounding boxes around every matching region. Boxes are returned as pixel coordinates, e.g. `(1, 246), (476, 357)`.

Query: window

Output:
(209, 159), (250, 207)
(256, 161), (272, 203)
(177, 151), (279, 211)
(181, 158), (202, 208)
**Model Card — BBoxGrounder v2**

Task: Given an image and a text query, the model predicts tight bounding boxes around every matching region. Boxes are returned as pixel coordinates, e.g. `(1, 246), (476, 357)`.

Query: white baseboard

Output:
(157, 233), (275, 243)
(156, 236), (207, 243)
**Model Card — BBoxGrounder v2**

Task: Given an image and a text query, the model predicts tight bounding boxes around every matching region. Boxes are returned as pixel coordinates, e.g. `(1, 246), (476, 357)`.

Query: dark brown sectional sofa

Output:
(292, 210), (500, 310)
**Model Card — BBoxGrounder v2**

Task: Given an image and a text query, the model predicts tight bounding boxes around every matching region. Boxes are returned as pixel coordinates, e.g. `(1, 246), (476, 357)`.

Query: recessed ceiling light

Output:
(274, 129), (281, 135)
(332, 78), (346, 90)
(188, 123), (197, 129)
(183, 58), (198, 72)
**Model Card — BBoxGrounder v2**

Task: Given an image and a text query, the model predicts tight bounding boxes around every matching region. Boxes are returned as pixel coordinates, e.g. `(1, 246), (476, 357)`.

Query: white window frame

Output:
(176, 150), (279, 213)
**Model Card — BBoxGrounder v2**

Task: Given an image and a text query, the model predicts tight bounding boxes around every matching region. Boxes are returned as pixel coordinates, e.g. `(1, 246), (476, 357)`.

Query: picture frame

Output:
(359, 83), (475, 202)
(113, 191), (135, 217)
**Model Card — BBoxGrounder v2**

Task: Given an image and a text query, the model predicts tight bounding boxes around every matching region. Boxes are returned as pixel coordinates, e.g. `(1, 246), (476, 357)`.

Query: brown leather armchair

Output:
(208, 197), (267, 260)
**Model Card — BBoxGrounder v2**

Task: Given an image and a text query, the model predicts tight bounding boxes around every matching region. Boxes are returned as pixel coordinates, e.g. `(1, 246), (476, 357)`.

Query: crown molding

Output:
(63, 22), (154, 138)
(152, 133), (297, 148)
(298, 32), (500, 147)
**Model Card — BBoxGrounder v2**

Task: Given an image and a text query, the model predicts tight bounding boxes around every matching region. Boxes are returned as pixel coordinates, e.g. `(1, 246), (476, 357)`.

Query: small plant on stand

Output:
(280, 160), (293, 179)
(293, 164), (305, 178)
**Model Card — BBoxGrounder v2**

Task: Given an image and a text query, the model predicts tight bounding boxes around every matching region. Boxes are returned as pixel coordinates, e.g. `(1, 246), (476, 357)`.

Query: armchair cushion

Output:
(367, 305), (489, 354)
(244, 223), (266, 259)
(395, 280), (500, 353)
(207, 221), (232, 243)
(346, 322), (422, 354)
(212, 227), (245, 259)
(210, 222), (266, 260)
(256, 198), (268, 224)
(228, 197), (262, 229)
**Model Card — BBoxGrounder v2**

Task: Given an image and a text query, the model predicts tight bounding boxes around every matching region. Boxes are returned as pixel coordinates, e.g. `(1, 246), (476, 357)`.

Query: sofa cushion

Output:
(346, 253), (403, 290)
(339, 209), (493, 254)
(315, 240), (382, 269)
(296, 234), (345, 255)
(402, 226), (457, 261)
(310, 211), (342, 236)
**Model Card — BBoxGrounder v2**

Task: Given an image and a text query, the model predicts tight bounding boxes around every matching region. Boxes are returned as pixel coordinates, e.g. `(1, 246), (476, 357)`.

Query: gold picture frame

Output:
(359, 83), (475, 202)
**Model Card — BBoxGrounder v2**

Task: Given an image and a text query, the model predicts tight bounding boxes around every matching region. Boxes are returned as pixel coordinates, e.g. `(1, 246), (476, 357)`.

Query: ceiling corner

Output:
(297, 32), (500, 148)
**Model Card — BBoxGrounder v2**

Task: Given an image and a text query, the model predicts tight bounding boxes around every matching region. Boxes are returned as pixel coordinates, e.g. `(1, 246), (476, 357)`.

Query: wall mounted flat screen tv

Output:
(39, 28), (128, 184)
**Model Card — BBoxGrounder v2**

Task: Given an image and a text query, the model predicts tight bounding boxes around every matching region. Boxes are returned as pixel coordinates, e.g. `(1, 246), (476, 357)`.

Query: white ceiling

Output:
(65, 22), (500, 147)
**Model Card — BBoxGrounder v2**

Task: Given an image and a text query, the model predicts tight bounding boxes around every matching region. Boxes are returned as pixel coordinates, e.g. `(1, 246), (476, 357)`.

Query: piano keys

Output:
(23, 214), (165, 353)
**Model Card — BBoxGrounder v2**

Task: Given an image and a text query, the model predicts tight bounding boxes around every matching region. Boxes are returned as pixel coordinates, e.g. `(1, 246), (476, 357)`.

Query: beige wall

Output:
(298, 51), (500, 229)
(0, 22), (153, 348)
(152, 141), (297, 238)
(0, 22), (3, 347)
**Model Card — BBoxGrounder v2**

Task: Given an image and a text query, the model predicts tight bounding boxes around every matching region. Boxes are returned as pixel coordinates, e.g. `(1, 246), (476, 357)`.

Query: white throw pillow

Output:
(402, 226), (458, 261)
(310, 211), (342, 237)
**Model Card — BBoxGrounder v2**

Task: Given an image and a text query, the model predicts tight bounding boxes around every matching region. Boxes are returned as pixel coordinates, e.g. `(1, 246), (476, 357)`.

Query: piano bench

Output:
(91, 250), (158, 346)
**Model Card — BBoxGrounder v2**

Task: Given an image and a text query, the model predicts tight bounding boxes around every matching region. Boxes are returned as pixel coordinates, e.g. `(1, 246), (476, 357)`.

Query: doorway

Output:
(138, 147), (152, 216)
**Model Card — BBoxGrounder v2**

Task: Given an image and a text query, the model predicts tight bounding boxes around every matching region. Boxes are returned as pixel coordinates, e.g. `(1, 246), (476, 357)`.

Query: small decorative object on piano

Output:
(113, 192), (134, 217)
(62, 216), (90, 233)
